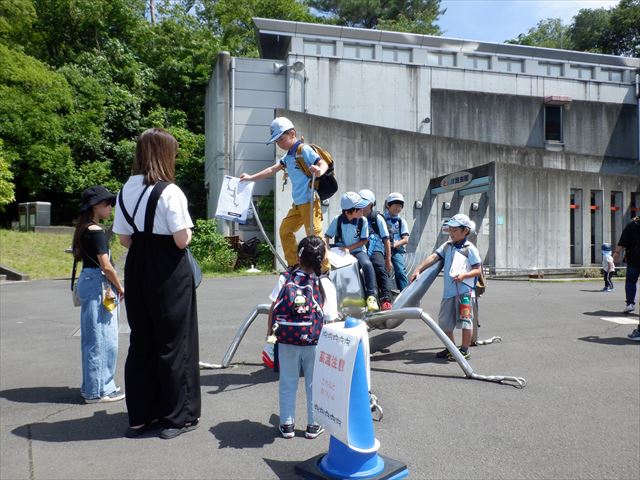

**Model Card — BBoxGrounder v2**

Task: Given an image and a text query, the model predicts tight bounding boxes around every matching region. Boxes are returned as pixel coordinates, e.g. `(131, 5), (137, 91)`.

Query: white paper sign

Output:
(312, 321), (367, 446)
(450, 250), (474, 288)
(215, 176), (255, 224)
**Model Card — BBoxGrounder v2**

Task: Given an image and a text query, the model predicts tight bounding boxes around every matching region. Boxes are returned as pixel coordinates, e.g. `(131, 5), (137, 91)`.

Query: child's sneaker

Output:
(366, 296), (379, 312)
(435, 348), (450, 358)
(305, 424), (325, 439)
(380, 300), (393, 311)
(279, 423), (295, 439)
(627, 329), (640, 341)
(623, 303), (636, 313)
(447, 348), (470, 361)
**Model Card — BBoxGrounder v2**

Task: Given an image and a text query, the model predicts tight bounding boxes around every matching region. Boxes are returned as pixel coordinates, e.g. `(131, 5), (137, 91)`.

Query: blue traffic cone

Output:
(296, 316), (409, 480)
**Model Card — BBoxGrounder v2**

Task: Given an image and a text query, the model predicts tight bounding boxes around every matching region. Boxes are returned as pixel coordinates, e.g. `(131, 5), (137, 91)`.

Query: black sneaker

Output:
(279, 423), (295, 439)
(447, 348), (470, 361)
(305, 424), (325, 439)
(435, 349), (449, 358)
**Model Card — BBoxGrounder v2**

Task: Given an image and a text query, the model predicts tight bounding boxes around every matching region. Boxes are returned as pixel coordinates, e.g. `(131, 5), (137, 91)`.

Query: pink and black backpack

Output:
(272, 269), (325, 346)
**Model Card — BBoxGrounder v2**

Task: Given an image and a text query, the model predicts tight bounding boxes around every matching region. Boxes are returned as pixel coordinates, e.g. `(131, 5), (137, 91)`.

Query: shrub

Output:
(190, 218), (237, 272)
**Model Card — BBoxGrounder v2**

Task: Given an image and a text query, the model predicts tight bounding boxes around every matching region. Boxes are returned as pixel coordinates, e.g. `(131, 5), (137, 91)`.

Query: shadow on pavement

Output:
(582, 310), (639, 317)
(210, 414), (279, 449)
(368, 330), (407, 354)
(11, 411), (128, 442)
(370, 347), (450, 366)
(263, 457), (304, 480)
(578, 335), (639, 346)
(200, 367), (276, 394)
(0, 386), (82, 405)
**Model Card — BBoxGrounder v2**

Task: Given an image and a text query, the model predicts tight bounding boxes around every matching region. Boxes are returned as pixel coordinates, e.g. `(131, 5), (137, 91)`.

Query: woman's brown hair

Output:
(132, 128), (178, 185)
(72, 210), (94, 262)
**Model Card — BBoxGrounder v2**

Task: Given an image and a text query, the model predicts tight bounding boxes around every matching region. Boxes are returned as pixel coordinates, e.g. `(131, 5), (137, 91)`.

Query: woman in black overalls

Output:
(113, 128), (201, 439)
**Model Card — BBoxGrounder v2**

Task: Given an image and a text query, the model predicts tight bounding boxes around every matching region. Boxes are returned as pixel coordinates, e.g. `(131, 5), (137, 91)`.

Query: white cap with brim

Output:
(267, 117), (294, 144)
(445, 213), (473, 229)
(358, 189), (376, 206)
(386, 192), (405, 205)
(341, 192), (369, 210)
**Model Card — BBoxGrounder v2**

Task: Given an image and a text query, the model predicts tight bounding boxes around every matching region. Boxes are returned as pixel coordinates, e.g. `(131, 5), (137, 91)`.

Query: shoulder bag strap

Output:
(71, 258), (78, 291)
(143, 181), (170, 235)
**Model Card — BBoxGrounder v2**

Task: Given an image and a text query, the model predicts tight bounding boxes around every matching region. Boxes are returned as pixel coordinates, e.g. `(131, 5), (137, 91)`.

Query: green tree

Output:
(307, 0), (443, 33)
(0, 140), (16, 211)
(569, 8), (611, 53)
(507, 18), (571, 49)
(603, 0), (640, 57)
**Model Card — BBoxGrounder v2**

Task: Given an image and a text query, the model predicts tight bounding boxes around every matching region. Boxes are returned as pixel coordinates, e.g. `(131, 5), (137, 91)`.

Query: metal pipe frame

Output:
(205, 304), (526, 388)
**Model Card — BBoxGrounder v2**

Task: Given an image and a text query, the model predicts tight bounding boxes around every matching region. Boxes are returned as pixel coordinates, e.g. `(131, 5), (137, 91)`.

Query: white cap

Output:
(358, 189), (376, 206)
(445, 213), (473, 229)
(341, 192), (369, 210)
(386, 192), (405, 205)
(267, 117), (295, 144)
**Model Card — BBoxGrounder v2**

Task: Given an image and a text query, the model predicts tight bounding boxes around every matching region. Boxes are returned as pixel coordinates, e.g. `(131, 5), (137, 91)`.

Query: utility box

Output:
(18, 202), (51, 230)
(18, 203), (29, 231)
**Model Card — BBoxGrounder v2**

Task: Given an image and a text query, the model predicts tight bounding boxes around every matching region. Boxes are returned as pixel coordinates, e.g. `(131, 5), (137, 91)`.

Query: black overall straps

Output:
(142, 182), (170, 235)
(117, 185), (151, 234)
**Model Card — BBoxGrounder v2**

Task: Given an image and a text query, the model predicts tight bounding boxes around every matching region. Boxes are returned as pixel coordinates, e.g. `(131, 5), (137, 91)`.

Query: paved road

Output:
(1, 275), (638, 480)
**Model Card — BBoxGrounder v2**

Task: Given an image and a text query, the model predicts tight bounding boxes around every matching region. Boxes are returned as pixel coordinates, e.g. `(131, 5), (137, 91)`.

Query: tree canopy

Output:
(507, 0), (639, 57)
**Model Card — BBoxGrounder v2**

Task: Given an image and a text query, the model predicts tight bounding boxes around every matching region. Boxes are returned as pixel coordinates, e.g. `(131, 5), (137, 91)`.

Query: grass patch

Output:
(0, 229), (125, 280)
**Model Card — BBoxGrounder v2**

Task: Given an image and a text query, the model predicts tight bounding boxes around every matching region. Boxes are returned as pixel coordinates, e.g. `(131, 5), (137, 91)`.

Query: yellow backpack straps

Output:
(295, 143), (312, 177)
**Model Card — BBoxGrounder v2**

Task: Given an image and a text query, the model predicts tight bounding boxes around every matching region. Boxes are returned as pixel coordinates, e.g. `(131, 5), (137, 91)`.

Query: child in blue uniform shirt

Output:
(359, 189), (393, 311)
(384, 192), (410, 291)
(325, 192), (380, 312)
(409, 214), (482, 360)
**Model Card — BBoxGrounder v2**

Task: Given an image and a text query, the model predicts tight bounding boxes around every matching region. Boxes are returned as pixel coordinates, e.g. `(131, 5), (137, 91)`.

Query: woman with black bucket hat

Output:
(113, 128), (201, 439)
(72, 185), (125, 404)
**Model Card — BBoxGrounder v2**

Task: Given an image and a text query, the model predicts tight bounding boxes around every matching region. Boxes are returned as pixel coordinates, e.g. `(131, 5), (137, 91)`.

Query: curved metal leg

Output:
(199, 304), (271, 369)
(365, 308), (527, 388)
(476, 336), (502, 345)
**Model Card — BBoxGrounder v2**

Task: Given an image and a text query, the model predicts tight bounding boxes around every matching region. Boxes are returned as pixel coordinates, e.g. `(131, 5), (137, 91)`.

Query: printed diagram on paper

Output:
(215, 176), (255, 224)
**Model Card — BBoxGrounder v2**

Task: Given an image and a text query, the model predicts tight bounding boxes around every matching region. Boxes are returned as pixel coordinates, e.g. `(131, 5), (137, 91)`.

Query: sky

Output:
(437, 0), (620, 44)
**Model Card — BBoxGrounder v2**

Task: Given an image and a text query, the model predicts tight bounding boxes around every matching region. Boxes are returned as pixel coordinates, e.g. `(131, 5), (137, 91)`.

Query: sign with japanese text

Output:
(215, 175), (255, 224)
(312, 321), (367, 447)
(440, 171), (473, 191)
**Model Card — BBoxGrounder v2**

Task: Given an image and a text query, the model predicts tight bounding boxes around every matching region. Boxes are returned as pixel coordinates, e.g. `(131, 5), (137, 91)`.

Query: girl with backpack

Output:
(267, 236), (338, 439)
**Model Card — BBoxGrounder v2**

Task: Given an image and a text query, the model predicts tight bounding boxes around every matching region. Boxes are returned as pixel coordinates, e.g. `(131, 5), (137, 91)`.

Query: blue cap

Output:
(341, 192), (368, 210)
(267, 117), (294, 144)
(358, 189), (375, 206)
(445, 213), (473, 229)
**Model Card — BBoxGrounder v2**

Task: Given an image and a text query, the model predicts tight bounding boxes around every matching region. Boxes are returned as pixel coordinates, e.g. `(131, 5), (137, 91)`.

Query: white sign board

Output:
(215, 175), (255, 224)
(313, 321), (367, 447)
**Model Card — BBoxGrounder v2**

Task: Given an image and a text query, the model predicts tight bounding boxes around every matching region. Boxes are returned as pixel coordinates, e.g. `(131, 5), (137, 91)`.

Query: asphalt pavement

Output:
(1, 275), (639, 480)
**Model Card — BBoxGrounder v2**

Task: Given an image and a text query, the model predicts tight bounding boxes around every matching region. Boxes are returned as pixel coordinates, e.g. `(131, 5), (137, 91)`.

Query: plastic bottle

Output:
(459, 293), (472, 321)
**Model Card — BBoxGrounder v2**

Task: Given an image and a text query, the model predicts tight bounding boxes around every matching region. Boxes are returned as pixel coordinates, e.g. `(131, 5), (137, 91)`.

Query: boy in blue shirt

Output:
(325, 192), (380, 312)
(409, 214), (482, 360)
(240, 117), (329, 270)
(384, 192), (410, 291)
(359, 189), (393, 311)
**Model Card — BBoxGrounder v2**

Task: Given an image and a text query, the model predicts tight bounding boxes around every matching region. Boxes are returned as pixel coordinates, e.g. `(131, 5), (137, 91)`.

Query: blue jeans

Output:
(625, 264), (639, 306)
(77, 268), (119, 400)
(278, 343), (316, 426)
(391, 251), (408, 291)
(352, 250), (378, 297)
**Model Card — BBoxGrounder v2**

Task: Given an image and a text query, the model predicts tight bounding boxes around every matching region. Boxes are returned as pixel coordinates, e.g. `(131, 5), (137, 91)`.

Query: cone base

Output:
(295, 453), (408, 480)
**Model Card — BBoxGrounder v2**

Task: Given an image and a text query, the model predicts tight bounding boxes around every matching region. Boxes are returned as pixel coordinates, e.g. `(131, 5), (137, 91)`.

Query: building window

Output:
(303, 40), (335, 56)
(427, 51), (456, 66)
(568, 65), (593, 79)
(497, 58), (524, 73)
(538, 62), (562, 76)
(544, 105), (563, 142)
(344, 43), (374, 60)
(600, 68), (623, 82)
(382, 47), (411, 63)
(464, 55), (490, 69)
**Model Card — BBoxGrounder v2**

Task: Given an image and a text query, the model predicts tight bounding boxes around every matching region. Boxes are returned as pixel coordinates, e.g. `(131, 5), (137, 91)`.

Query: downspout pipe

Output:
(636, 72), (639, 163)
(230, 57), (236, 235)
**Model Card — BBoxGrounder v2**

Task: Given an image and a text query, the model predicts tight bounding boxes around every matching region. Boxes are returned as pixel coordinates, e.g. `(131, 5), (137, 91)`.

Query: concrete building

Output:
(205, 17), (640, 273)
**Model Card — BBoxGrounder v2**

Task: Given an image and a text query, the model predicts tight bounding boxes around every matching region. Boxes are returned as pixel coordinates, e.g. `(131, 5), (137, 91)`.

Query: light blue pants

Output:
(77, 268), (119, 400)
(278, 343), (316, 426)
(391, 251), (409, 291)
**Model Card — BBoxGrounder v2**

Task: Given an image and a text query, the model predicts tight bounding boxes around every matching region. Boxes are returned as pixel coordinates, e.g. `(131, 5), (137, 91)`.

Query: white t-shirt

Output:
(269, 273), (339, 323)
(113, 175), (193, 235)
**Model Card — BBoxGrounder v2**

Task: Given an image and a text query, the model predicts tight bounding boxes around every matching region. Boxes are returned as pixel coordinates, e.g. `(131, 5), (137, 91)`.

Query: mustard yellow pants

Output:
(279, 199), (329, 270)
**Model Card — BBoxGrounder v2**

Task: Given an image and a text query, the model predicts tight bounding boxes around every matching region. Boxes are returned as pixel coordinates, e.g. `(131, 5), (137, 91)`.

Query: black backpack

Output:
(335, 214), (365, 246)
(294, 142), (338, 201)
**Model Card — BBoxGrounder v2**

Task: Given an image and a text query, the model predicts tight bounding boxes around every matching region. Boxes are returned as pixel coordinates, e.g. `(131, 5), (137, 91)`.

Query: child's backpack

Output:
(272, 270), (325, 346)
(295, 142), (338, 201)
(367, 210), (385, 237)
(335, 214), (365, 246)
(443, 241), (487, 297)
